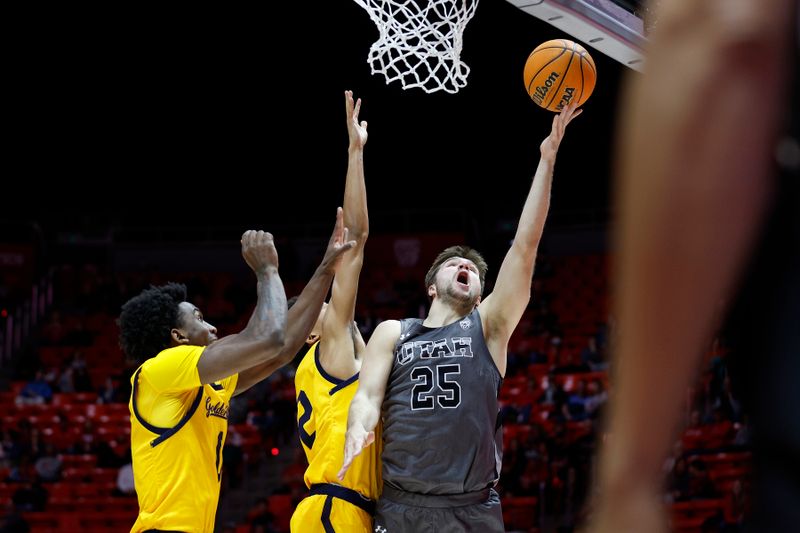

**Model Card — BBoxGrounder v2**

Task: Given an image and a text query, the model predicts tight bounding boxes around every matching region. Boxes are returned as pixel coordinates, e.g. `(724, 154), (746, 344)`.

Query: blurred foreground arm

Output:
(589, 0), (794, 531)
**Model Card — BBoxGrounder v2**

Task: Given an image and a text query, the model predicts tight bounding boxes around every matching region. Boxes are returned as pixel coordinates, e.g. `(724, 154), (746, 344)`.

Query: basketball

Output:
(523, 39), (596, 112)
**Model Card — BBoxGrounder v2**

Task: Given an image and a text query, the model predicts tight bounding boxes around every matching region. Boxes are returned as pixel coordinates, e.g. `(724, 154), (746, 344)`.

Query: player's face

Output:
(177, 302), (219, 346)
(435, 257), (481, 305)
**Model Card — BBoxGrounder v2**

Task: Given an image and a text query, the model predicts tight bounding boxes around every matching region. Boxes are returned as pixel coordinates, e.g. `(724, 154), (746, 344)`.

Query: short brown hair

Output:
(424, 245), (488, 297)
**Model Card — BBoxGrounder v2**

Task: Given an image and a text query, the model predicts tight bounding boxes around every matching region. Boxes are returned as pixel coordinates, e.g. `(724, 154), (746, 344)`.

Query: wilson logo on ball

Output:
(524, 39), (596, 112)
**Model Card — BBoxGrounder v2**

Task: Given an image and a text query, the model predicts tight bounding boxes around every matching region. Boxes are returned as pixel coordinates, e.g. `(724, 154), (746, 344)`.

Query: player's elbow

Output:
(261, 329), (286, 358)
(352, 228), (369, 248)
(274, 342), (300, 366)
(361, 387), (384, 413)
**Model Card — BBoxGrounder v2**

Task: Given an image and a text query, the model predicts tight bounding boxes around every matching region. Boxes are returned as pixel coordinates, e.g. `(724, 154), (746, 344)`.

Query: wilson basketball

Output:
(523, 39), (596, 112)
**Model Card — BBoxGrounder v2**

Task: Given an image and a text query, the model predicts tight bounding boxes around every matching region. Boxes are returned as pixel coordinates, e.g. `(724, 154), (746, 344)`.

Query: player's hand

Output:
(241, 230), (279, 275)
(320, 207), (357, 275)
(346, 90), (368, 150)
(540, 102), (582, 160)
(337, 425), (375, 481)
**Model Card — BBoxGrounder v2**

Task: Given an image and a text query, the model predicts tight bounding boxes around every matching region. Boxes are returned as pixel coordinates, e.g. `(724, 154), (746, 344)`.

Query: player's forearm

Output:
(347, 390), (381, 434)
(282, 265), (335, 355)
(230, 269), (328, 391)
(344, 146), (369, 240)
(243, 267), (287, 352)
(513, 157), (554, 253)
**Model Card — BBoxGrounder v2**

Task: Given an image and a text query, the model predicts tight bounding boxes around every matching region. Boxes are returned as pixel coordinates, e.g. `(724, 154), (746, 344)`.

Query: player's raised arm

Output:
(479, 103), (581, 375)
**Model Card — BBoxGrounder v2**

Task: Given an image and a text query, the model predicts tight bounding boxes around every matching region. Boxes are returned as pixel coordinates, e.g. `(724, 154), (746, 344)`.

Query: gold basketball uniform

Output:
(129, 345), (238, 533)
(291, 342), (382, 533)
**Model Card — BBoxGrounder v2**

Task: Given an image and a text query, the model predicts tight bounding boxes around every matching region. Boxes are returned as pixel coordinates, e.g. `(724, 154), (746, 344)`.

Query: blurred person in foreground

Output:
(586, 0), (799, 531)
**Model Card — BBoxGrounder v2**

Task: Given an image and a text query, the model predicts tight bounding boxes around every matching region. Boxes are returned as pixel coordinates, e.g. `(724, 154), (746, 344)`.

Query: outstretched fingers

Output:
(333, 206), (345, 244)
(329, 207), (356, 255)
(338, 431), (374, 481)
(551, 103), (582, 140)
(345, 90), (354, 117)
(557, 103), (582, 128)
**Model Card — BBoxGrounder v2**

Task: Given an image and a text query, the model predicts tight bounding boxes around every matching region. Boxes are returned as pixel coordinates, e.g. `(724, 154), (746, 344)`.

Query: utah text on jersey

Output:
(395, 337), (474, 365)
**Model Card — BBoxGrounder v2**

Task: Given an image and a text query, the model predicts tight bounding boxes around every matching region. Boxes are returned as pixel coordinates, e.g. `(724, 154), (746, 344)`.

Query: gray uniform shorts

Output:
(373, 485), (504, 533)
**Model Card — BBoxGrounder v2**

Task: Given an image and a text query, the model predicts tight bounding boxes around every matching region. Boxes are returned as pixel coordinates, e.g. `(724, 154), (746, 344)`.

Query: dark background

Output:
(6, 1), (629, 245)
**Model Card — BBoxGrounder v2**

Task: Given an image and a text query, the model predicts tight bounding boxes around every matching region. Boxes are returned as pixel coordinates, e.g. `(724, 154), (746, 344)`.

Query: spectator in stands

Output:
(565, 380), (589, 422)
(97, 376), (118, 404)
(580, 335), (605, 370)
(56, 363), (74, 393)
(525, 440), (551, 491)
(687, 459), (717, 500)
(553, 350), (590, 375)
(0, 511), (30, 533)
(539, 375), (567, 409)
(41, 367), (59, 393)
(115, 461), (135, 496)
(69, 349), (87, 370)
(72, 365), (93, 392)
(222, 429), (244, 490)
(713, 375), (743, 423)
(11, 479), (47, 512)
(15, 371), (52, 405)
(732, 415), (751, 448)
(1, 425), (27, 467)
(516, 379), (542, 423)
(583, 379), (608, 419)
(119, 213), (355, 533)
(33, 442), (61, 482)
(501, 437), (528, 496)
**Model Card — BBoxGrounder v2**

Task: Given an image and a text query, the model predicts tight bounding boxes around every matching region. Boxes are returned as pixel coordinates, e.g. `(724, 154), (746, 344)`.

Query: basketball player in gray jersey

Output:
(338, 102), (582, 532)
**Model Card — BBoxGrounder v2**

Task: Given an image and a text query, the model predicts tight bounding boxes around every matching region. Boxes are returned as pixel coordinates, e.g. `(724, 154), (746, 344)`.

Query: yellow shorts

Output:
(290, 486), (374, 533)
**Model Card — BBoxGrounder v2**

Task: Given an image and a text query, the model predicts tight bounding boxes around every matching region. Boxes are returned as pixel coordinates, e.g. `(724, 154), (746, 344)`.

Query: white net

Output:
(353, 0), (480, 94)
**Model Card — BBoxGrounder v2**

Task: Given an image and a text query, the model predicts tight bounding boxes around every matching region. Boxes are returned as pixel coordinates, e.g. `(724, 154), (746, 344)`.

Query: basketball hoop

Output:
(353, 0), (480, 94)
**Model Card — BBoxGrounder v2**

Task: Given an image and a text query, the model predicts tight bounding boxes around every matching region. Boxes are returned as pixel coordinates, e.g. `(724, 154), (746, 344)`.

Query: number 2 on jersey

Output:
(297, 390), (316, 448)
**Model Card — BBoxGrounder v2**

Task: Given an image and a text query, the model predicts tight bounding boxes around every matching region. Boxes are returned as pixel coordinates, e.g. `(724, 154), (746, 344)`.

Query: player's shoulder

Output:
(294, 342), (318, 374)
(373, 318), (402, 335)
(142, 345), (203, 372)
(368, 319), (402, 347)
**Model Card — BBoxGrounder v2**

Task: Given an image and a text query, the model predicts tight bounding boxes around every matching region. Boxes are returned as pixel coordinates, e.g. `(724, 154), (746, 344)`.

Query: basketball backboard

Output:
(506, 0), (647, 71)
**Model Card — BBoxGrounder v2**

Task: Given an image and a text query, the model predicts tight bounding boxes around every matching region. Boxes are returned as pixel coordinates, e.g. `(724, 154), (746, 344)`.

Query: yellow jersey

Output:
(295, 341), (381, 497)
(129, 345), (238, 533)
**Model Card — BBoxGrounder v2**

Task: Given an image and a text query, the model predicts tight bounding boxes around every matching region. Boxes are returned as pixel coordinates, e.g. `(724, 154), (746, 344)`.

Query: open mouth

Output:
(456, 271), (469, 287)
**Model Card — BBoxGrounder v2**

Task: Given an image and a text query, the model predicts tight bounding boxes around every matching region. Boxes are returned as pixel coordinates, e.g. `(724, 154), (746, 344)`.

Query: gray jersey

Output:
(381, 308), (503, 495)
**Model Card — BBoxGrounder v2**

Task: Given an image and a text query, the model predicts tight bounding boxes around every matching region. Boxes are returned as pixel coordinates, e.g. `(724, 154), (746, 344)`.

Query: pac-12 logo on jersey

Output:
(396, 337), (473, 365)
(459, 317), (472, 330)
